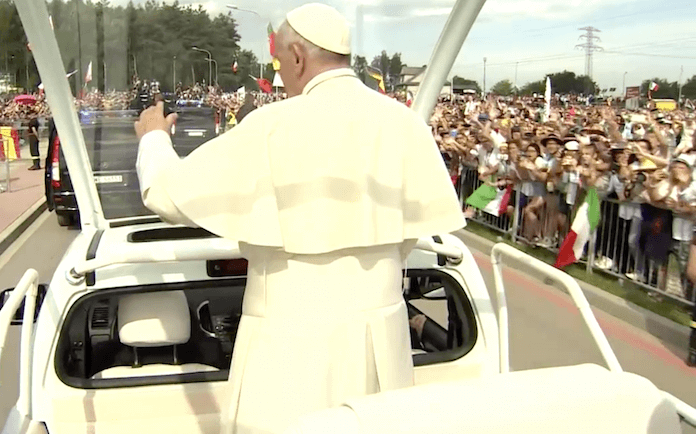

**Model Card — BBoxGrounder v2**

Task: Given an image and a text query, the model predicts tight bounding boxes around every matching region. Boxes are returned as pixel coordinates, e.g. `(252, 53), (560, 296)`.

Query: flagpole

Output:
(679, 65), (684, 105)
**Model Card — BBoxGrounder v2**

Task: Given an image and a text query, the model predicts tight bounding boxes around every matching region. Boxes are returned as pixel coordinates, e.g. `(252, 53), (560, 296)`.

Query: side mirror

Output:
(0, 285), (48, 325)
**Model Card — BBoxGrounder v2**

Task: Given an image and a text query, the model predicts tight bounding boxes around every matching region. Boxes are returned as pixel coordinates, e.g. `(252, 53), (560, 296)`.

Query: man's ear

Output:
(289, 42), (305, 73)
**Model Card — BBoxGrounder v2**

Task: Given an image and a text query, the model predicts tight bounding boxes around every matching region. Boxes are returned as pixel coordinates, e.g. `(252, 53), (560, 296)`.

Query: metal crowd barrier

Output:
(459, 164), (695, 308)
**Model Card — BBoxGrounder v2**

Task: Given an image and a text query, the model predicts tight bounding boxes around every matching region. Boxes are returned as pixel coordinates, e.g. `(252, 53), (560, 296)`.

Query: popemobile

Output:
(1, 0), (696, 433)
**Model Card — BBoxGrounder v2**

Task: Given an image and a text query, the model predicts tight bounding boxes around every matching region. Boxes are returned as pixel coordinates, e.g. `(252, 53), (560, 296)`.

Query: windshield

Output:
(2, 0), (453, 220)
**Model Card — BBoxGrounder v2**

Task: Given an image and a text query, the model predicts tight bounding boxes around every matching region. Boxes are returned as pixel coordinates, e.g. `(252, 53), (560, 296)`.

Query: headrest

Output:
(118, 291), (191, 347)
(283, 364), (680, 434)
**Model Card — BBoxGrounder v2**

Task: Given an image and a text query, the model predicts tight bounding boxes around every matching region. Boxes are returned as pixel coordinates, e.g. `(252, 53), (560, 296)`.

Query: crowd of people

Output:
(0, 79), (287, 125)
(435, 94), (696, 301)
(3, 81), (695, 301)
(0, 92), (49, 124)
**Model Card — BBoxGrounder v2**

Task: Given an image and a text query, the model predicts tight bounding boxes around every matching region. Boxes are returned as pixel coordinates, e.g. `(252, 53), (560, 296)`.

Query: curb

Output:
(453, 228), (692, 352)
(0, 197), (47, 257)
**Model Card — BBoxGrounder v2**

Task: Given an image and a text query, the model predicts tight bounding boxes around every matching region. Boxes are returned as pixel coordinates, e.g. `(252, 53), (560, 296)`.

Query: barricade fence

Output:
(459, 163), (696, 308)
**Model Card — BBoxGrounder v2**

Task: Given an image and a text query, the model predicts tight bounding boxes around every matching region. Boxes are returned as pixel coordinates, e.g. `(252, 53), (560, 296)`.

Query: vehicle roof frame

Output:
(15, 0), (106, 230)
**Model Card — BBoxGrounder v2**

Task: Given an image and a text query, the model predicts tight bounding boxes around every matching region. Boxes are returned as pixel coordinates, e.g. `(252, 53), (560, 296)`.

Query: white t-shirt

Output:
(565, 171), (581, 205)
(476, 145), (500, 173)
(520, 157), (547, 197)
(673, 182), (696, 241)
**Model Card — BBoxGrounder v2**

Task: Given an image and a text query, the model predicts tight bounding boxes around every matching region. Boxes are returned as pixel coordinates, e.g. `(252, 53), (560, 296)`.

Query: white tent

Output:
(273, 72), (284, 88)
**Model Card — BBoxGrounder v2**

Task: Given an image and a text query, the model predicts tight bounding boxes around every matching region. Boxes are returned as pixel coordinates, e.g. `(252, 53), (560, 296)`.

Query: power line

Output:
(601, 50), (696, 60)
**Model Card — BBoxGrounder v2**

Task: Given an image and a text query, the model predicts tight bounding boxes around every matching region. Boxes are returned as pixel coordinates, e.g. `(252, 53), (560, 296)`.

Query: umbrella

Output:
(14, 94), (37, 105)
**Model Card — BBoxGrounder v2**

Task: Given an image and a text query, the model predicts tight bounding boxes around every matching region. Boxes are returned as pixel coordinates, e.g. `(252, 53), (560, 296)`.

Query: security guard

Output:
(134, 4), (465, 433)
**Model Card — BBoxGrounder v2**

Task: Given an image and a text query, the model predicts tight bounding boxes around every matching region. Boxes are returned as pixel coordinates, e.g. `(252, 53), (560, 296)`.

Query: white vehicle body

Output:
(1, 226), (497, 434)
(2, 0), (696, 432)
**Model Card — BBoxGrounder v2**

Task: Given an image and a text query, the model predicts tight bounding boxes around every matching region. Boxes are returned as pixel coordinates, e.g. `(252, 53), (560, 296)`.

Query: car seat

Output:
(92, 291), (219, 379)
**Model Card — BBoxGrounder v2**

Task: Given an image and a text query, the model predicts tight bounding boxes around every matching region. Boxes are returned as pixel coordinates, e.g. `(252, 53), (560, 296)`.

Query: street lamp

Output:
(205, 58), (219, 87)
(483, 57), (487, 96)
(192, 46), (213, 87)
(226, 4), (265, 80)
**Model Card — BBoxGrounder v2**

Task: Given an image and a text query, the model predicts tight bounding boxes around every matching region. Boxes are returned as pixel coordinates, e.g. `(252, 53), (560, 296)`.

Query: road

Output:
(0, 212), (695, 431)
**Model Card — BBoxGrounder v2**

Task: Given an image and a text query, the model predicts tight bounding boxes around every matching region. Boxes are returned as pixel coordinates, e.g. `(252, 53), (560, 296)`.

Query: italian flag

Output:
(465, 184), (513, 217)
(268, 23), (276, 57)
(554, 187), (600, 269)
(649, 81), (659, 92)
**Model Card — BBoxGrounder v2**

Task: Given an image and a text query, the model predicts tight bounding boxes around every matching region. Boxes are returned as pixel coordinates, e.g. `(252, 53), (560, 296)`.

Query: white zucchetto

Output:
(286, 3), (351, 55)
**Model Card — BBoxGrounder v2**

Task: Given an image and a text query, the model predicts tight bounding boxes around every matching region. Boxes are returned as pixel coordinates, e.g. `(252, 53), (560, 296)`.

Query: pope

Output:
(134, 3), (465, 433)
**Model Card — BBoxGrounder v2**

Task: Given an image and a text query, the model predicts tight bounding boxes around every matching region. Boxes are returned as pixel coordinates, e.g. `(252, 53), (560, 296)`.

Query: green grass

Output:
(464, 221), (692, 327)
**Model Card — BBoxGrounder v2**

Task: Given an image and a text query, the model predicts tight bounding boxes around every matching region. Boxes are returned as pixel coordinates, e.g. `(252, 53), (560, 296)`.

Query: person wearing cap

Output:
(134, 4), (464, 433)
(559, 139), (581, 217)
(538, 134), (564, 247)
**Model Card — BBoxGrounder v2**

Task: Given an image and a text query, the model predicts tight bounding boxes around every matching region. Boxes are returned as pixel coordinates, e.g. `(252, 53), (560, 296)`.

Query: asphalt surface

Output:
(0, 213), (695, 431)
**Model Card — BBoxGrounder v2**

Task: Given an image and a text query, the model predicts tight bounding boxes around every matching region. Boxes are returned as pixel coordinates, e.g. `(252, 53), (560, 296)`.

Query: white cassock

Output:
(136, 68), (465, 434)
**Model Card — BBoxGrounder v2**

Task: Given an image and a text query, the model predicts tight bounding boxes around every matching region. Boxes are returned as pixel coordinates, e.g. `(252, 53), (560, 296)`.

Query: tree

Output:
(452, 76), (481, 93)
(371, 50), (390, 76)
(0, 0), (249, 92)
(517, 71), (598, 96)
(681, 75), (696, 100)
(370, 50), (391, 91)
(388, 52), (403, 89)
(520, 80), (545, 95)
(641, 78), (679, 99)
(546, 71), (596, 94)
(491, 79), (513, 96)
(352, 55), (367, 83)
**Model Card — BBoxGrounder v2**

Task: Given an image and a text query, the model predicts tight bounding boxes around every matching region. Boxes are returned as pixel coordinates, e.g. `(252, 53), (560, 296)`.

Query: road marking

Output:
(0, 211), (50, 271)
(470, 251), (696, 376)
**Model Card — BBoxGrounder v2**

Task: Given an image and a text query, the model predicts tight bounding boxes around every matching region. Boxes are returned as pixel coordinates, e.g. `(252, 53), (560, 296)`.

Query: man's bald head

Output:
(275, 21), (351, 97)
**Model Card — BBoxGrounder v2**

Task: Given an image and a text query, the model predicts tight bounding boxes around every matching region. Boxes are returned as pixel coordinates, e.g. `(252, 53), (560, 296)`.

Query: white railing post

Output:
(490, 249), (510, 373)
(663, 392), (696, 428)
(0, 268), (39, 422)
(490, 243), (622, 372)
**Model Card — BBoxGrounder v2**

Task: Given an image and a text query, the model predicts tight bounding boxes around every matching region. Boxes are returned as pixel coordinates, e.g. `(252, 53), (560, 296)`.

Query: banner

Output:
(0, 127), (20, 161)
(625, 86), (640, 99)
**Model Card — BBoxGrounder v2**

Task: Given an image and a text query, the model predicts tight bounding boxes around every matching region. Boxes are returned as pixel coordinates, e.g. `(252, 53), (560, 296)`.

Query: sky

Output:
(128, 0), (696, 94)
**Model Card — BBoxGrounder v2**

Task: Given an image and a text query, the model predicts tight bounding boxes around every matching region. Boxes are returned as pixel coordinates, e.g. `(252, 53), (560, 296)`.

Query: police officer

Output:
(27, 112), (41, 170)
(135, 4), (465, 433)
